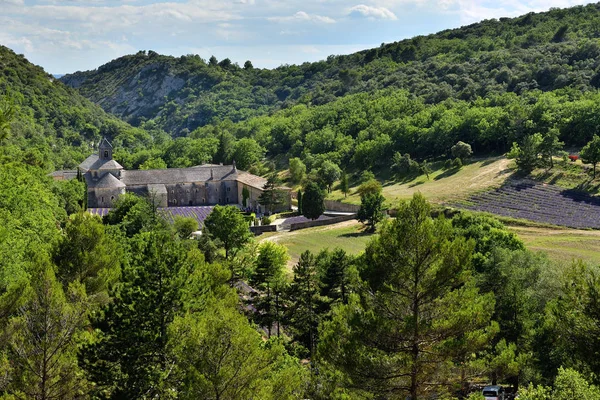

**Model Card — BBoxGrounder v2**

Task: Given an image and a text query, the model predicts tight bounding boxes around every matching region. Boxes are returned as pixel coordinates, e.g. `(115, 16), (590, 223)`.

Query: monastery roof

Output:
(88, 158), (123, 171)
(120, 165), (238, 186)
(79, 154), (99, 172)
(94, 173), (126, 189)
(235, 172), (268, 190)
(99, 137), (113, 149)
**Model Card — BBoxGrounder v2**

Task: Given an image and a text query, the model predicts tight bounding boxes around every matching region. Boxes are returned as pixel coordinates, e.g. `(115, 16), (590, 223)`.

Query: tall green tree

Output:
(357, 191), (386, 232)
(318, 160), (342, 193)
(250, 242), (289, 338)
(258, 174), (286, 214)
(296, 190), (303, 215)
(580, 135), (600, 178)
(203, 205), (253, 260)
(319, 194), (495, 399)
(507, 134), (543, 173)
(231, 138), (264, 170)
(340, 170), (349, 198)
(286, 251), (322, 357)
(289, 157), (306, 184)
(539, 128), (564, 169)
(53, 212), (122, 307)
(2, 259), (89, 400)
(302, 182), (325, 221)
(82, 230), (195, 399)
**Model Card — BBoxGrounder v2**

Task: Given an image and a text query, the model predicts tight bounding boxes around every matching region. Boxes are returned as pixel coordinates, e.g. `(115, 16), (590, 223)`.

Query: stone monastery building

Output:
(79, 138), (288, 212)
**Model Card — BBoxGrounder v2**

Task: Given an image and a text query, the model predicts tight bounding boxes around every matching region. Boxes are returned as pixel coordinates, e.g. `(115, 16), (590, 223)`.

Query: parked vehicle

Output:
(482, 385), (506, 400)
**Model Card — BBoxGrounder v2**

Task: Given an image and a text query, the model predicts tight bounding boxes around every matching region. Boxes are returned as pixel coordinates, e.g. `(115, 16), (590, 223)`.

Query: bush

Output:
(452, 157), (463, 169)
(261, 215), (273, 225)
(444, 159), (453, 170)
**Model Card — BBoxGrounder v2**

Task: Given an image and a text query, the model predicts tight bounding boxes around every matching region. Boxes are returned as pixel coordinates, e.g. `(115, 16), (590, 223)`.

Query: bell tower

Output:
(99, 137), (113, 161)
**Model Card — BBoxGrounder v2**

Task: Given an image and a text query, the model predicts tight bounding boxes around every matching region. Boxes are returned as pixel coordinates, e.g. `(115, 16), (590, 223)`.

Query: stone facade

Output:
(79, 139), (290, 212)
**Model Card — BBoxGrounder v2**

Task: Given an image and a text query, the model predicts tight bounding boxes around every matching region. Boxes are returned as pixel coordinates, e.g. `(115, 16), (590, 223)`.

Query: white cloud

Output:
(348, 4), (398, 20)
(268, 11), (336, 24)
(0, 0), (24, 4)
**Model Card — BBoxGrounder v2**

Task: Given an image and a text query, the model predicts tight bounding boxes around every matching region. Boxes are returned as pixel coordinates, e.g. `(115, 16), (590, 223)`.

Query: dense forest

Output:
(55, 3), (600, 180)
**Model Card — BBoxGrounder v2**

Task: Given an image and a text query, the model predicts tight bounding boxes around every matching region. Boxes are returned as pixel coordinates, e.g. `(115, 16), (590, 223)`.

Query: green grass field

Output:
(327, 157), (513, 205)
(260, 221), (376, 269)
(508, 225), (600, 266)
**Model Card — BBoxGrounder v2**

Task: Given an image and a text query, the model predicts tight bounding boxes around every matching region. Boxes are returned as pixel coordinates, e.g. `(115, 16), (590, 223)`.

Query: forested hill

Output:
(61, 3), (600, 135)
(0, 46), (152, 170)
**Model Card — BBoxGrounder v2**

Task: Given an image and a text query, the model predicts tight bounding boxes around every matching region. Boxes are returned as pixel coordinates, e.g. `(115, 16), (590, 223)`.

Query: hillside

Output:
(62, 3), (600, 136)
(0, 46), (150, 169)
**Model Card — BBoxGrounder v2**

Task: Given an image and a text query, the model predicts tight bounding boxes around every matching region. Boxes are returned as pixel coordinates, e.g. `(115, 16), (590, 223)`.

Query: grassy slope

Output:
(260, 221), (375, 271)
(327, 157), (513, 206)
(272, 157), (600, 268)
(508, 225), (600, 265)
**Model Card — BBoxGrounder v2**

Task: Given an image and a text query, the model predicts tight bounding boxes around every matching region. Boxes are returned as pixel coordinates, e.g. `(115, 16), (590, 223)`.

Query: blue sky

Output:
(0, 0), (593, 74)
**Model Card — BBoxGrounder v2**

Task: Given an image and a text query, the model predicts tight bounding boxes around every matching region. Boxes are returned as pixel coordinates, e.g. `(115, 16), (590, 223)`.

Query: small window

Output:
(186, 189), (189, 193)
(111, 196), (115, 201)
(93, 172), (98, 178)
(174, 199), (177, 205)
(227, 187), (231, 192)
(202, 198), (206, 203)
(189, 200), (193, 206)
(104, 150), (109, 158)
(101, 197), (104, 203)
(195, 189), (198, 193)
(171, 190), (174, 194)
(226, 197), (229, 203)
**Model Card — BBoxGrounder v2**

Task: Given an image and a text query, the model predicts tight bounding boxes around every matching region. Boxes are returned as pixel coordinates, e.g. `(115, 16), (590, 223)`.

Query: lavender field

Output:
(88, 206), (215, 227)
(455, 180), (600, 229)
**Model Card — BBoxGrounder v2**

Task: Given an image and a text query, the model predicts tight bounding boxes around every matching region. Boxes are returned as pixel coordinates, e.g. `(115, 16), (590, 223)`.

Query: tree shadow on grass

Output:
(433, 168), (460, 181)
(479, 158), (497, 167)
(409, 181), (425, 188)
(339, 225), (375, 238)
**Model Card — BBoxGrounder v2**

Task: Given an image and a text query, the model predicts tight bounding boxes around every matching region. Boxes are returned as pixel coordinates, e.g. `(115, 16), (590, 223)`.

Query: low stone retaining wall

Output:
(324, 200), (360, 213)
(250, 225), (277, 235)
(289, 214), (356, 231)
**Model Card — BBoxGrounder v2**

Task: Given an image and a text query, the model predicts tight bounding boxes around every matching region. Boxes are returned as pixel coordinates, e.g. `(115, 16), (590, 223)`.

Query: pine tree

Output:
(3, 258), (89, 399)
(82, 230), (194, 399)
(297, 190), (303, 214)
(319, 194), (496, 399)
(258, 173), (286, 214)
(286, 251), (322, 357)
(250, 242), (288, 338)
(340, 170), (349, 198)
(302, 182), (325, 220)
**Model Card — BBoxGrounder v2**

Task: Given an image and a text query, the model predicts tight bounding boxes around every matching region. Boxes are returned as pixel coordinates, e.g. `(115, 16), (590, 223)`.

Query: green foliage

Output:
(242, 186), (250, 207)
(285, 251), (321, 357)
(508, 133), (544, 173)
(139, 157), (167, 170)
(231, 138), (264, 170)
(319, 194), (495, 398)
(318, 160), (342, 193)
(258, 174), (287, 214)
(104, 193), (158, 237)
(452, 157), (463, 169)
(203, 205), (253, 260)
(173, 216), (199, 239)
(451, 141), (473, 161)
(357, 191), (386, 232)
(297, 190), (303, 214)
(1, 258), (89, 399)
(302, 182), (325, 221)
(82, 230), (199, 399)
(53, 212), (122, 306)
(356, 178), (382, 197)
(289, 157), (306, 184)
(251, 242), (289, 338)
(581, 135), (600, 178)
(339, 170), (349, 198)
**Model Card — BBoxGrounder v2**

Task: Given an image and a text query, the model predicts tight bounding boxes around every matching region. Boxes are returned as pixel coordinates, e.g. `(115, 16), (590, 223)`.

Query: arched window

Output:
(202, 198), (206, 203)
(111, 196), (115, 201)
(104, 150), (109, 158)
